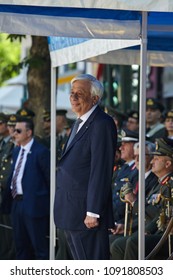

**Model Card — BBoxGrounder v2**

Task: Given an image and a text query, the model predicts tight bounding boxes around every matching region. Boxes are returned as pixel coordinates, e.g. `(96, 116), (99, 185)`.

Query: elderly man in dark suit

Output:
(2, 117), (50, 260)
(54, 74), (117, 260)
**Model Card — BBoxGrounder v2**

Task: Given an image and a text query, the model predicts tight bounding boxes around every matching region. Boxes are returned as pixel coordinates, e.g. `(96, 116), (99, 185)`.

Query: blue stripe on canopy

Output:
(0, 5), (141, 20)
(48, 37), (89, 52)
(0, 5), (141, 38)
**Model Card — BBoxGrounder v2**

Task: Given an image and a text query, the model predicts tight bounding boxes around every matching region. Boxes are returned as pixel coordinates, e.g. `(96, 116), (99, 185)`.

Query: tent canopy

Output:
(1, 1), (173, 12)
(1, 2), (173, 66)
(0, 4), (141, 38)
(88, 12), (173, 66)
(48, 11), (173, 67)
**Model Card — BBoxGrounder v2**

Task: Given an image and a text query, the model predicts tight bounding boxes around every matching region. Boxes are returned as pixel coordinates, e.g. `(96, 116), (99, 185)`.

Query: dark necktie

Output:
(66, 118), (82, 149)
(11, 148), (25, 198)
(0, 139), (5, 149)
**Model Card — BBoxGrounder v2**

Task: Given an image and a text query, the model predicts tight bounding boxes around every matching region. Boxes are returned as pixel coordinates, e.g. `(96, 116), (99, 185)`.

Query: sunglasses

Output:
(14, 128), (22, 134)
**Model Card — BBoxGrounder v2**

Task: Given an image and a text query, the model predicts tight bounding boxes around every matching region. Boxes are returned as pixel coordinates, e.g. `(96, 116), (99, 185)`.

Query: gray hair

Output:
(71, 74), (104, 100)
(134, 141), (156, 155)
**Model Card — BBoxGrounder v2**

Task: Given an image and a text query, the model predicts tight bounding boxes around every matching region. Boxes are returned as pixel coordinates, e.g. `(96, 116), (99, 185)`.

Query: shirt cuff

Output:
(87, 212), (100, 218)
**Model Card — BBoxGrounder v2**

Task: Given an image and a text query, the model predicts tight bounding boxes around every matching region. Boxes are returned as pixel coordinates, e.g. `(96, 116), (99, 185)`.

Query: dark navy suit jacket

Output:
(54, 106), (117, 231)
(2, 139), (50, 218)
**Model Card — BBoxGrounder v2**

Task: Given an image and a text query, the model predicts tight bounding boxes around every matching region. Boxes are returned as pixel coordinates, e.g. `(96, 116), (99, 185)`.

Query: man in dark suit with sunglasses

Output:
(2, 117), (50, 259)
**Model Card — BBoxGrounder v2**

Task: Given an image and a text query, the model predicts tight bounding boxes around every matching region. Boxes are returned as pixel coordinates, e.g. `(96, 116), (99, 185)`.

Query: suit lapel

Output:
(62, 106), (101, 156)
(22, 140), (35, 175)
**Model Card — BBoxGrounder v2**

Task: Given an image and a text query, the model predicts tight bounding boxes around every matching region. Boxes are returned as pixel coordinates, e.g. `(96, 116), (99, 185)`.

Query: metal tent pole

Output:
(138, 11), (148, 260)
(49, 64), (57, 260)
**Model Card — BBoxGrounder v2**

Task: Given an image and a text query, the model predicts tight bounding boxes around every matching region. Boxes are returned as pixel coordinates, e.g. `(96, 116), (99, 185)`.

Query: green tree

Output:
(26, 36), (51, 136)
(0, 33), (21, 86)
(7, 35), (51, 136)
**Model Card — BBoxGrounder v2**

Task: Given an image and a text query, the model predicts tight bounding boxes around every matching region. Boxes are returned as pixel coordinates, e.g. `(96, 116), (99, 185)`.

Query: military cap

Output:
(7, 114), (18, 126)
(152, 138), (173, 158)
(42, 109), (50, 121)
(120, 128), (139, 142)
(146, 98), (164, 112)
(106, 107), (127, 120)
(0, 113), (9, 123)
(56, 109), (67, 116)
(128, 110), (139, 121)
(163, 109), (173, 120)
(16, 108), (35, 118)
(64, 118), (75, 129)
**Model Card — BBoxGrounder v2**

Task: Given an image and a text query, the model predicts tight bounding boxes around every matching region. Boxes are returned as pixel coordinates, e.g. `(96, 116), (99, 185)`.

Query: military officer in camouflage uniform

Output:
(0, 113), (16, 259)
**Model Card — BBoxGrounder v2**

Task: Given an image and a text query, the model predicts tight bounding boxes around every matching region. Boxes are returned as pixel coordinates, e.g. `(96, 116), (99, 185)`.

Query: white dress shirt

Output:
(11, 139), (34, 194)
(76, 105), (100, 218)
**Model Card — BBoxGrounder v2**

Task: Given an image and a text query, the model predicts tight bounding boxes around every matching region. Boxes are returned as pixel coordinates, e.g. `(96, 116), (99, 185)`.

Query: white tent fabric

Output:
(0, 2), (141, 38)
(48, 11), (173, 67)
(88, 49), (173, 67)
(0, 85), (23, 112)
(2, 1), (173, 12)
(49, 38), (140, 67)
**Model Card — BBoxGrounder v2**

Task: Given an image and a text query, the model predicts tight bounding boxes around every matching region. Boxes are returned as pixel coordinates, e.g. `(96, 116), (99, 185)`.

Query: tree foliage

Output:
(0, 34), (51, 136)
(0, 33), (21, 86)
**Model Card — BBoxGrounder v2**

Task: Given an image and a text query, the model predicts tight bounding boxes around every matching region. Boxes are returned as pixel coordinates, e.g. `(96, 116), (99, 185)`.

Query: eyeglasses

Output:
(14, 128), (22, 134)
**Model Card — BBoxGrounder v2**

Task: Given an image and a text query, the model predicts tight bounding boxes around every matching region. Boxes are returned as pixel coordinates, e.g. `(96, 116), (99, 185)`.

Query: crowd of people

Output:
(0, 74), (173, 260)
(109, 97), (173, 259)
(0, 107), (73, 260)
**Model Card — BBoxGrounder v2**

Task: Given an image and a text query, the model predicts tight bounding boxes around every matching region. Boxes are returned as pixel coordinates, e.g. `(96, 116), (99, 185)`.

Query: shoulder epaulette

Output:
(161, 176), (170, 185)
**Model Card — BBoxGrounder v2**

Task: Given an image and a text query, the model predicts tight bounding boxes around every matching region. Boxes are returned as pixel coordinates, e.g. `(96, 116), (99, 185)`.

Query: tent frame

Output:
(138, 11), (147, 260)
(49, 12), (148, 260)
